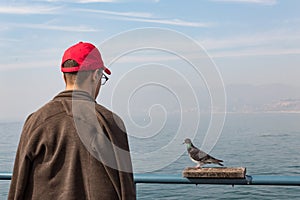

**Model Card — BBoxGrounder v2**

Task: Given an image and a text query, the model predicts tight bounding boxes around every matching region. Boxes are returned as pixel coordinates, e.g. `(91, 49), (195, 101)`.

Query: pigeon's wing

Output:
(201, 154), (224, 165)
(188, 147), (208, 161)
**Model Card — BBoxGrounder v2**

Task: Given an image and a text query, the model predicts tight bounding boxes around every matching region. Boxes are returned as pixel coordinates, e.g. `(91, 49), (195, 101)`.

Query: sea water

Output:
(0, 113), (300, 199)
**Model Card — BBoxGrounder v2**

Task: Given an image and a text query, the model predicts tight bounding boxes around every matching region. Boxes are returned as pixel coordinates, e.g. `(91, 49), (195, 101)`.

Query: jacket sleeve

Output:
(112, 117), (136, 200)
(95, 106), (136, 200)
(8, 116), (33, 200)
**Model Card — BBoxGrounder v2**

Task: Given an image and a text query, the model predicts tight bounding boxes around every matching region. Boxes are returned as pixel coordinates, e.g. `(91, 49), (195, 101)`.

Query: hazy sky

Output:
(1, 0), (300, 121)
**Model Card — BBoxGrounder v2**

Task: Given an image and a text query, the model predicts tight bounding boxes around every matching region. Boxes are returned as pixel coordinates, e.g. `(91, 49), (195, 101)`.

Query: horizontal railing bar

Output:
(134, 174), (300, 186)
(0, 172), (12, 181)
(1, 172), (300, 186)
(250, 175), (300, 186)
(134, 173), (251, 185)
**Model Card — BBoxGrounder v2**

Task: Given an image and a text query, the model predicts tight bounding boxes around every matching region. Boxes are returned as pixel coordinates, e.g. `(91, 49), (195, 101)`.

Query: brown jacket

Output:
(8, 90), (136, 200)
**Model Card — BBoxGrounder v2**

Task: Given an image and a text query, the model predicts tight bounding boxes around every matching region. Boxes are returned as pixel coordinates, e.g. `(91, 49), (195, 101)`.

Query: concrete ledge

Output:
(182, 167), (246, 179)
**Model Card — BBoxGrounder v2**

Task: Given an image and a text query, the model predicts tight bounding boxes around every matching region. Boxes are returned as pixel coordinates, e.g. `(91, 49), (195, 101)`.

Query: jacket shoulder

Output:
(23, 100), (66, 131)
(96, 104), (125, 127)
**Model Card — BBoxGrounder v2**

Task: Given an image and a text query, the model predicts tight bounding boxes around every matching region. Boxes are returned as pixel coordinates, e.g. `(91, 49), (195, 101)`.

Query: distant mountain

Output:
(115, 83), (300, 117)
(226, 84), (300, 113)
(262, 99), (300, 113)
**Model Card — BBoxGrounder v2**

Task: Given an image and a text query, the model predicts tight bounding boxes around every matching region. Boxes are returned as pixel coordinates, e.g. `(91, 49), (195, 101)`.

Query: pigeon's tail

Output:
(209, 158), (224, 166)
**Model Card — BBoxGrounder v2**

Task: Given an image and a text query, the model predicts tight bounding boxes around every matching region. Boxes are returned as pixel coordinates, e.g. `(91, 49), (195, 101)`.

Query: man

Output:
(8, 42), (136, 199)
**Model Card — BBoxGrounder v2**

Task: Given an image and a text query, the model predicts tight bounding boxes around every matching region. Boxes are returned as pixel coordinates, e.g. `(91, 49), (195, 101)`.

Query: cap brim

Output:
(104, 67), (111, 75)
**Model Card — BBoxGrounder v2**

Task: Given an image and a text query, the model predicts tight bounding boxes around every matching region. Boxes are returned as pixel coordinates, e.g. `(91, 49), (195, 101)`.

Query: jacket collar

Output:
(53, 90), (95, 102)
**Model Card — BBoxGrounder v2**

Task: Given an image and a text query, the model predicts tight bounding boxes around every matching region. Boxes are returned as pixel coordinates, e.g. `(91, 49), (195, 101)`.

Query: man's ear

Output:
(92, 69), (100, 82)
(63, 74), (67, 84)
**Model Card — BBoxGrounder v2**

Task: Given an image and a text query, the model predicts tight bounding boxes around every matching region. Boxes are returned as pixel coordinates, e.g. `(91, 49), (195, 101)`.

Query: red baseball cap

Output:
(61, 42), (111, 75)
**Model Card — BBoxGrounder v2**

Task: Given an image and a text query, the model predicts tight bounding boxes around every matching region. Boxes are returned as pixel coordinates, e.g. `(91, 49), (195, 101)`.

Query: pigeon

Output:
(183, 138), (224, 168)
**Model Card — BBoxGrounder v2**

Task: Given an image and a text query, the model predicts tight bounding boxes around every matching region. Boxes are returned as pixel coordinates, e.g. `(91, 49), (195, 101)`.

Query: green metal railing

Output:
(134, 173), (300, 186)
(1, 172), (300, 186)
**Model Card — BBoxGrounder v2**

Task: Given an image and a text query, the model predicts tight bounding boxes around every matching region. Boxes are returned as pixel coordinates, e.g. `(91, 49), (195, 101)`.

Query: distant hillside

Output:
(262, 99), (300, 113)
(116, 83), (300, 117)
(226, 84), (300, 113)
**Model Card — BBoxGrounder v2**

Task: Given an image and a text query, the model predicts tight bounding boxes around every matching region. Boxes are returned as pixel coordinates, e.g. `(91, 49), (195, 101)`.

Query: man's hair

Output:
(62, 59), (100, 86)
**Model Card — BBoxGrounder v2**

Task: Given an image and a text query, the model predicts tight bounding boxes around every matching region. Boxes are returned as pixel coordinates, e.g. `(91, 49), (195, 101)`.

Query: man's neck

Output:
(65, 84), (95, 100)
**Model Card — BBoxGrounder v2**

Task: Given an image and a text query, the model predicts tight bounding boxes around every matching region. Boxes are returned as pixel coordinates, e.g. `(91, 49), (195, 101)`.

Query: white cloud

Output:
(210, 47), (300, 58)
(109, 16), (212, 27)
(0, 5), (60, 14)
(8, 22), (98, 32)
(199, 29), (300, 57)
(78, 9), (212, 27)
(0, 38), (20, 42)
(39, 0), (116, 2)
(0, 38), (21, 46)
(0, 60), (56, 71)
(201, 30), (300, 50)
(77, 9), (153, 18)
(210, 0), (277, 5)
(77, 0), (116, 2)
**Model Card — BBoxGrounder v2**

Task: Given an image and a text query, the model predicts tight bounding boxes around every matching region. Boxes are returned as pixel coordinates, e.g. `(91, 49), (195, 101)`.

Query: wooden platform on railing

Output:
(182, 167), (246, 179)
